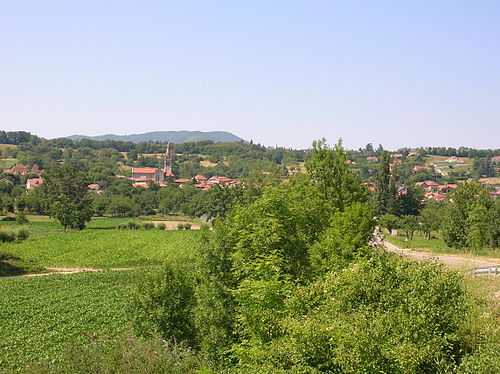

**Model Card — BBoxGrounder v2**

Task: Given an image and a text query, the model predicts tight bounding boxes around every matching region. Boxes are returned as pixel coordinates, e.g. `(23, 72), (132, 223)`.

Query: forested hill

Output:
(67, 130), (246, 143)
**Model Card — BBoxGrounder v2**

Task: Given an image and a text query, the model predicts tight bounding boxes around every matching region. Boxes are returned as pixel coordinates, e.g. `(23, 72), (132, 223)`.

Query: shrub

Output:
(0, 227), (30, 242)
(23, 334), (205, 374)
(15, 211), (29, 224)
(117, 221), (142, 230)
(2, 216), (15, 221)
(0, 229), (16, 243)
(132, 262), (197, 347)
(143, 222), (155, 230)
(183, 223), (192, 230)
(156, 223), (166, 230)
(16, 227), (30, 241)
(200, 223), (210, 231)
(177, 223), (184, 230)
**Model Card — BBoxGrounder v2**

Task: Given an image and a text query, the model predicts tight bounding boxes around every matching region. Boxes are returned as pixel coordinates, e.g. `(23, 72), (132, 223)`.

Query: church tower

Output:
(164, 142), (173, 176)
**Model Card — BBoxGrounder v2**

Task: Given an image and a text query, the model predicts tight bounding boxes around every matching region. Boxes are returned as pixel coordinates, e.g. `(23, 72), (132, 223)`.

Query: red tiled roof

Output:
(194, 174), (207, 181)
(174, 178), (191, 183)
(132, 183), (149, 188)
(132, 167), (157, 174)
(88, 184), (100, 189)
(165, 171), (175, 177)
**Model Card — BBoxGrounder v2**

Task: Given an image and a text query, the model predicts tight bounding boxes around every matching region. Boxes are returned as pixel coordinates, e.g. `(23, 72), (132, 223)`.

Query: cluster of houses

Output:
(129, 167), (241, 190)
(415, 181), (459, 202)
(0, 163), (45, 190)
(416, 180), (500, 201)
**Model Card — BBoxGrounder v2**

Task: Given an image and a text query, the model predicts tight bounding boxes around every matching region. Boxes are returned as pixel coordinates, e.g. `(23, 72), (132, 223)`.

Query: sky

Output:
(1, 1), (499, 150)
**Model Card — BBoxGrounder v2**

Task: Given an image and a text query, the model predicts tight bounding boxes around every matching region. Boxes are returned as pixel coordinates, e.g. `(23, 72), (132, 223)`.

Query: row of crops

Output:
(0, 270), (147, 371)
(0, 218), (202, 371)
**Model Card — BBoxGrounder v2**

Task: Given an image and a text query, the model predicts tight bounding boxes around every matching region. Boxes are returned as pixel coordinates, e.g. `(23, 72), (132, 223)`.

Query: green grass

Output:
(0, 269), (146, 372)
(0, 157), (17, 170)
(385, 231), (450, 251)
(0, 252), (46, 277)
(385, 231), (500, 259)
(1, 228), (200, 269)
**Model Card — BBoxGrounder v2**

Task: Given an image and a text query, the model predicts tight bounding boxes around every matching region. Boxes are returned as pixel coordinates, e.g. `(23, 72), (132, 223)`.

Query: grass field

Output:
(0, 269), (147, 372)
(0, 158), (17, 170)
(385, 231), (500, 259)
(0, 216), (203, 371)
(0, 219), (201, 270)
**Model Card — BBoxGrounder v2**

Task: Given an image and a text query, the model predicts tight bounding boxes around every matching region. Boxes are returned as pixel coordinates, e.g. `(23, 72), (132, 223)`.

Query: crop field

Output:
(0, 158), (17, 170)
(0, 269), (147, 372)
(0, 216), (204, 371)
(0, 221), (201, 269)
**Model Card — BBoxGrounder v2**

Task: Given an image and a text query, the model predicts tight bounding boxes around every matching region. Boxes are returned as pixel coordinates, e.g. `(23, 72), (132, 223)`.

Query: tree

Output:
(305, 138), (367, 213)
(373, 150), (394, 215)
(418, 200), (443, 239)
(39, 166), (93, 230)
(379, 213), (400, 234)
(442, 182), (495, 249)
(401, 215), (419, 240)
(106, 196), (137, 217)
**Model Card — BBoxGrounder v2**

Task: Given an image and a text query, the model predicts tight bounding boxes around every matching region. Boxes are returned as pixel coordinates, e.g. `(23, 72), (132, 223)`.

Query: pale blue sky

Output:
(1, 1), (499, 149)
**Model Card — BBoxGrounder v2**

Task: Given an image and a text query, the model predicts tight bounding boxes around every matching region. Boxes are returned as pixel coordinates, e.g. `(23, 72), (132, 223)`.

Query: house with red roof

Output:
(424, 192), (446, 202)
(366, 157), (379, 162)
(88, 183), (100, 191)
(416, 180), (440, 190)
(8, 164), (30, 176)
(26, 178), (44, 189)
(194, 175), (207, 182)
(131, 167), (164, 183)
(438, 184), (458, 193)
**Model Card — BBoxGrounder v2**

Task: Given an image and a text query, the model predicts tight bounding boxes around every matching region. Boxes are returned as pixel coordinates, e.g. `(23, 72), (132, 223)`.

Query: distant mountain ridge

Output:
(67, 131), (246, 144)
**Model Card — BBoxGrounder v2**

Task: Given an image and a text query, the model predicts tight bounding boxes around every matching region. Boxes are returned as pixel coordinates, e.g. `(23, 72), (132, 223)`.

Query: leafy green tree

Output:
(442, 182), (495, 249)
(418, 200), (443, 239)
(401, 215), (419, 240)
(132, 262), (197, 347)
(305, 138), (367, 213)
(310, 203), (376, 273)
(106, 195), (137, 217)
(378, 213), (400, 234)
(373, 150), (393, 215)
(235, 256), (471, 374)
(39, 167), (93, 230)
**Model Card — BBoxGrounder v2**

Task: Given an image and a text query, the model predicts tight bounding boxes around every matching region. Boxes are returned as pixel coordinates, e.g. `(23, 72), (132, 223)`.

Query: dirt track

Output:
(384, 240), (500, 270)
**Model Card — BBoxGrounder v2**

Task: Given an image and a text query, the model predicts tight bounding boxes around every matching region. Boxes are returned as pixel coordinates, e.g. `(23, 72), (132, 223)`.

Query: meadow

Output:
(0, 269), (147, 372)
(384, 231), (500, 259)
(0, 217), (203, 371)
(0, 217), (201, 270)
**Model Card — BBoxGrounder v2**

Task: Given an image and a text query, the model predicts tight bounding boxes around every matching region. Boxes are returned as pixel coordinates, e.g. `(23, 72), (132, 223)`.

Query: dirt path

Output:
(384, 240), (500, 270)
(0, 267), (133, 279)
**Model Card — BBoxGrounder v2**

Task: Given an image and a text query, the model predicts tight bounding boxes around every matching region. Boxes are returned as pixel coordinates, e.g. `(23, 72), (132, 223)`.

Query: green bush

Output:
(156, 223), (166, 230)
(117, 221), (142, 230)
(15, 210), (29, 224)
(23, 335), (205, 374)
(183, 223), (192, 230)
(177, 223), (184, 230)
(0, 227), (30, 243)
(132, 262), (197, 347)
(142, 222), (155, 230)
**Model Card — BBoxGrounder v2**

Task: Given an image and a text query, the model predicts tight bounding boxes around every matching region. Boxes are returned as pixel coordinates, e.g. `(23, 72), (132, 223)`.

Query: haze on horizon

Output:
(1, 1), (499, 150)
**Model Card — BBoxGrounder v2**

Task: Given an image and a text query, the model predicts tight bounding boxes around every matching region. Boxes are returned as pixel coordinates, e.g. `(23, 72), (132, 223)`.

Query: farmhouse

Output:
(26, 178), (44, 189)
(424, 192), (446, 202)
(416, 180), (439, 190)
(438, 184), (458, 193)
(8, 163), (30, 176)
(131, 167), (164, 183)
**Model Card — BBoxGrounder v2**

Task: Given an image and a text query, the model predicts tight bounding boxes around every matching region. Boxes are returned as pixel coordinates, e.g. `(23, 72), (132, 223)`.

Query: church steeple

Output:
(164, 142), (173, 175)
